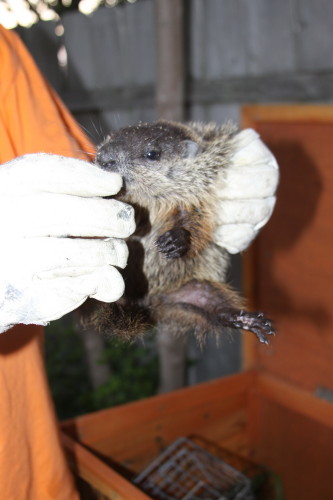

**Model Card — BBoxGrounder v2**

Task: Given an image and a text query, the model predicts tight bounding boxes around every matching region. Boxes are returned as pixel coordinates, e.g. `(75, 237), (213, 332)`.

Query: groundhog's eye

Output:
(145, 150), (161, 161)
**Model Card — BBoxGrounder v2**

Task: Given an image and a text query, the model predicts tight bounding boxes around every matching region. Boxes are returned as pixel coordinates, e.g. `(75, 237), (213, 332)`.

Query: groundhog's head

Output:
(95, 120), (235, 207)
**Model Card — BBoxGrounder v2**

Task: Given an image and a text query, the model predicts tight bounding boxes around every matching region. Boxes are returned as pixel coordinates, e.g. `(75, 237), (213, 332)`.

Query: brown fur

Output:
(90, 120), (274, 345)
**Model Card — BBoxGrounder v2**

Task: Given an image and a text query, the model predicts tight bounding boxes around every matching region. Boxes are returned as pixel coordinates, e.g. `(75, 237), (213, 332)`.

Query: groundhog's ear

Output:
(181, 140), (201, 158)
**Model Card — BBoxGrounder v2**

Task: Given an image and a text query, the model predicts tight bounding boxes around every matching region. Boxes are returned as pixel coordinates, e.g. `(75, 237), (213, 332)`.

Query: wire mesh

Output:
(133, 437), (254, 500)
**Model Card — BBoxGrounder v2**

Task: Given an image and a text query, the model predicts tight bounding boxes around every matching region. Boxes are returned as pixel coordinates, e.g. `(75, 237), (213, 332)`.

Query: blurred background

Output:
(1, 0), (332, 420)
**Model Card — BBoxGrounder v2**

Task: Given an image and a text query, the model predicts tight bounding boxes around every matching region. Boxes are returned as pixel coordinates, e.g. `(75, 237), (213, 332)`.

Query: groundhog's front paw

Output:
(221, 309), (275, 344)
(156, 228), (191, 258)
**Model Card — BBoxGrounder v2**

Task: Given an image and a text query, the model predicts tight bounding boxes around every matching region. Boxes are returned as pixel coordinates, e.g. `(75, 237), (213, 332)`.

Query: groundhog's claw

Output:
(220, 309), (275, 344)
(156, 228), (191, 259)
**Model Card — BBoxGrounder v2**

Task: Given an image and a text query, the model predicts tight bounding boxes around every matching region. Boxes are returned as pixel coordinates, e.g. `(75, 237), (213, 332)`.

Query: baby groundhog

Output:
(93, 120), (275, 345)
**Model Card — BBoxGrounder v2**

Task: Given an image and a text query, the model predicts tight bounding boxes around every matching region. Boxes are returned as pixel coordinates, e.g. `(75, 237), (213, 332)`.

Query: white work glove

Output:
(214, 129), (279, 254)
(0, 153), (136, 334)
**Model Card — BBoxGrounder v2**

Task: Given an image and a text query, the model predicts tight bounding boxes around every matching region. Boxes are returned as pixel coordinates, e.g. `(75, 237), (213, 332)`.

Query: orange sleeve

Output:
(0, 25), (94, 162)
(0, 26), (96, 500)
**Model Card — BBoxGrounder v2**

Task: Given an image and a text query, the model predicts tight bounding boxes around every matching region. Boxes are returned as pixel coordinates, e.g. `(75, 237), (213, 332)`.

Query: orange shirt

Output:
(0, 26), (94, 499)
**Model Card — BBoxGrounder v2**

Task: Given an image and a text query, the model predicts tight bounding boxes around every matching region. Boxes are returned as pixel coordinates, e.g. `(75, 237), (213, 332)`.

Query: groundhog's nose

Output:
(95, 148), (118, 171)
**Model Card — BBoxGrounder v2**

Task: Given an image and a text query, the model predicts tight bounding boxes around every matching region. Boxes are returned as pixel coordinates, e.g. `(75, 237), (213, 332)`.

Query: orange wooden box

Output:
(61, 105), (333, 500)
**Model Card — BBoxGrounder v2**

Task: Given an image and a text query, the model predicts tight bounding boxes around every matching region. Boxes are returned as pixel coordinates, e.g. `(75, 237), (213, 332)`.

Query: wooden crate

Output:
(61, 105), (333, 500)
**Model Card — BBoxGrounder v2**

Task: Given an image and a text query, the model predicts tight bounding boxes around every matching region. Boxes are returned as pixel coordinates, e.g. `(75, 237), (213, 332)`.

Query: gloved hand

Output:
(0, 153), (136, 333)
(214, 129), (279, 254)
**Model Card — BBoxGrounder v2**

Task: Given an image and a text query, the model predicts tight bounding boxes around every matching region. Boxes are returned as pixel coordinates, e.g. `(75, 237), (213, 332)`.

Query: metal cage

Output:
(133, 437), (254, 500)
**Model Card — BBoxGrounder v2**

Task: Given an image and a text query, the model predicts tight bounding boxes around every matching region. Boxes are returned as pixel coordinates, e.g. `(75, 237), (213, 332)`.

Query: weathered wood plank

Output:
(243, 0), (296, 75)
(189, 72), (333, 104)
(62, 72), (333, 114)
(62, 3), (155, 92)
(63, 84), (153, 112)
(190, 0), (248, 79)
(188, 0), (208, 80)
(124, 0), (155, 86)
(294, 0), (333, 71)
(62, 9), (125, 89)
(155, 0), (185, 120)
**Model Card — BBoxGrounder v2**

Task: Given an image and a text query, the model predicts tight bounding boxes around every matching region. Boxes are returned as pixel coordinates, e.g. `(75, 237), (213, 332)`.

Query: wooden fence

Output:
(17, 0), (333, 138)
(15, 0), (333, 384)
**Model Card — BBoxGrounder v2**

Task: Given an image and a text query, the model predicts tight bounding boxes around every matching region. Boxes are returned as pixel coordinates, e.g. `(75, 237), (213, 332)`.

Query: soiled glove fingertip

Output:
(90, 266), (125, 302)
(115, 203), (136, 237)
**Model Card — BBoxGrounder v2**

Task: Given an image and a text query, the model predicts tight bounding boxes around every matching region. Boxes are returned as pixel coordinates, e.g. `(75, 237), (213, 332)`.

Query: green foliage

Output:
(45, 320), (159, 420)
(86, 336), (159, 410)
(45, 320), (92, 420)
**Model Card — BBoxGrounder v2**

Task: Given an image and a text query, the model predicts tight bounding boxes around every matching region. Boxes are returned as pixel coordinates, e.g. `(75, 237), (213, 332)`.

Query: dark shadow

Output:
(265, 142), (322, 249)
(255, 139), (328, 327)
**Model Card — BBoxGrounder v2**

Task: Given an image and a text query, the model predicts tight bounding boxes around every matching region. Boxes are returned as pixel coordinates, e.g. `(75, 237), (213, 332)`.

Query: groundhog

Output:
(91, 120), (275, 345)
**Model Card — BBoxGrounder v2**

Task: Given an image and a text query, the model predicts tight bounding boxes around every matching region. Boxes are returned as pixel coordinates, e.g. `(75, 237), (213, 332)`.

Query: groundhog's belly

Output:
(142, 238), (229, 296)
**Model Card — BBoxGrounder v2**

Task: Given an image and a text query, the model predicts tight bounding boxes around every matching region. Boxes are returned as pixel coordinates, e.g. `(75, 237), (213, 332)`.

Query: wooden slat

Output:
(107, 404), (247, 465)
(242, 104), (333, 125)
(101, 406), (248, 474)
(62, 372), (253, 443)
(256, 373), (333, 429)
(218, 431), (251, 458)
(294, 0), (333, 72)
(247, 380), (333, 500)
(61, 369), (333, 499)
(62, 433), (152, 500)
(242, 0), (295, 75)
(59, 73), (333, 114)
(61, 373), (254, 495)
(155, 0), (185, 121)
(61, 372), (253, 473)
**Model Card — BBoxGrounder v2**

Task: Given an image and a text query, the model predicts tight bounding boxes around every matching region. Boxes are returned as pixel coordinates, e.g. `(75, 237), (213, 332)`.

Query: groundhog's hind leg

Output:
(155, 279), (275, 344)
